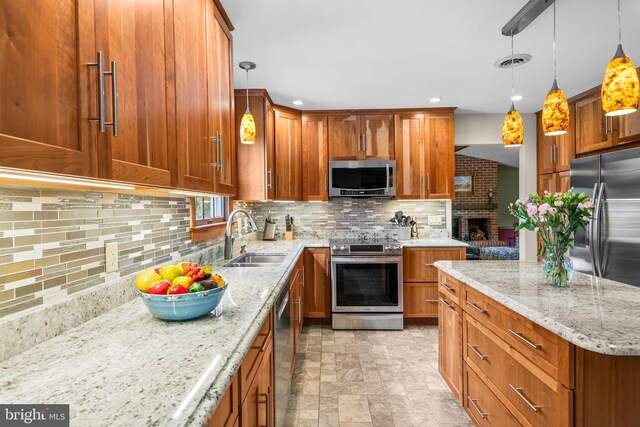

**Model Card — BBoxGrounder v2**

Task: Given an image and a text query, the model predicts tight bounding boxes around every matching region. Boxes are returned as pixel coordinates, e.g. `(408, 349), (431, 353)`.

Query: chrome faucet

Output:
(225, 209), (259, 259)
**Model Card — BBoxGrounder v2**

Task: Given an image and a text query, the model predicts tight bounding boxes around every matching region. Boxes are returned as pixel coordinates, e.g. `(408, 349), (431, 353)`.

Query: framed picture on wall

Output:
(455, 172), (475, 195)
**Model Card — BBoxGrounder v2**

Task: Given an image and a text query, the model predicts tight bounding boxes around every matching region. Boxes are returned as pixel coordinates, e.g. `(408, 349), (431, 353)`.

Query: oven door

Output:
(331, 256), (403, 313)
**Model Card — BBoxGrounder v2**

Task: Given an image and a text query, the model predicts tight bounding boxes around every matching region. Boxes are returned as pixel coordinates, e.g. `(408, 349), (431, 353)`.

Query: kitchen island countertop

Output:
(435, 260), (640, 356)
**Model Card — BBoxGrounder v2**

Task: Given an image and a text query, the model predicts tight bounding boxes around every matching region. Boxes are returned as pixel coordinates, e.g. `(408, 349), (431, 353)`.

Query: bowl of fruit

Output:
(135, 262), (227, 321)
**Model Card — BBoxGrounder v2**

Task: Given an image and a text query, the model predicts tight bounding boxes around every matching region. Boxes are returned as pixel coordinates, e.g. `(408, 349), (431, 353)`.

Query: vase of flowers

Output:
(509, 189), (594, 288)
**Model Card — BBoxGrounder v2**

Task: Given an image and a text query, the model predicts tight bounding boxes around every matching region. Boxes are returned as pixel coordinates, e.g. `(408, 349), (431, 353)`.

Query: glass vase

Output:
(543, 251), (574, 288)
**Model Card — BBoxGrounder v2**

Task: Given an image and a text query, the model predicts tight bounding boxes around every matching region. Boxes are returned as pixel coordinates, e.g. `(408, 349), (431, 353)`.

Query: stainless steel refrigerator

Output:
(570, 147), (640, 287)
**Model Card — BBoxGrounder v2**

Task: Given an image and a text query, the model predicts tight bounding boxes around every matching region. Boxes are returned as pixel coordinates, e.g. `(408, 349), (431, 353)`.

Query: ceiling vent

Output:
(494, 54), (532, 69)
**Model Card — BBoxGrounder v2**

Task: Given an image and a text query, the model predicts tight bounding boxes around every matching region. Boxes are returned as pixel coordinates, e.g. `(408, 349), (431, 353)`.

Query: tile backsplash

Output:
(234, 199), (450, 239)
(0, 185), (219, 319)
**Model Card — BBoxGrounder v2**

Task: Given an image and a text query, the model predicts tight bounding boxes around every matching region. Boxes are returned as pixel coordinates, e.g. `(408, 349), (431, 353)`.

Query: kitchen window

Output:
(189, 196), (229, 241)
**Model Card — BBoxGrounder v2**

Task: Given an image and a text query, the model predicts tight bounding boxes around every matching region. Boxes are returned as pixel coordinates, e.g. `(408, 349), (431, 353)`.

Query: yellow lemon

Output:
(135, 269), (162, 292)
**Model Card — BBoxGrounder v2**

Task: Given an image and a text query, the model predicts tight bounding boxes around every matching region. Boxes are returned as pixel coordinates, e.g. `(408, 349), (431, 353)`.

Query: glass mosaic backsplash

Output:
(0, 185), (218, 319)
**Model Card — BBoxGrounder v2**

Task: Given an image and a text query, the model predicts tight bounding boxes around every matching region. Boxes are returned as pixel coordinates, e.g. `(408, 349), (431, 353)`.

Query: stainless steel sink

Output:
(224, 253), (288, 267)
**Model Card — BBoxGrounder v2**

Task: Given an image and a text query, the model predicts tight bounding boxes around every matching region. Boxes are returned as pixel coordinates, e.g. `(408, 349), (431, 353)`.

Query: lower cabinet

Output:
(303, 248), (331, 319)
(464, 366), (521, 427)
(241, 337), (274, 427)
(208, 375), (240, 427)
(404, 283), (438, 318)
(438, 291), (463, 402)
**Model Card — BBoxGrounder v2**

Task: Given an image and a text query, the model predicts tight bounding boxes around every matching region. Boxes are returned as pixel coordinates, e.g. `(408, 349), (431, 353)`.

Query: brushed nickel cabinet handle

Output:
(357, 134), (361, 152)
(467, 397), (487, 419)
(325, 258), (329, 277)
(467, 343), (487, 360)
(104, 60), (118, 136)
(421, 175), (424, 196)
(508, 329), (541, 350)
(217, 131), (223, 172)
(363, 133), (367, 153)
(439, 282), (454, 292)
(466, 301), (485, 314)
(87, 51), (106, 132)
(267, 169), (273, 189)
(438, 298), (452, 308)
(509, 384), (541, 412)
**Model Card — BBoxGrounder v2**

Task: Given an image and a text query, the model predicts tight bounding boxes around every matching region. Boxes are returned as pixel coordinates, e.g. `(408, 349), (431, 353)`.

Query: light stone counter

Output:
(0, 237), (464, 427)
(398, 238), (468, 247)
(434, 260), (640, 356)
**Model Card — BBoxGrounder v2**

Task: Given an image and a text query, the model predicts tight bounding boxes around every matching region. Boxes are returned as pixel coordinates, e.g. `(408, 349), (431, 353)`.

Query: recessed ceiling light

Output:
(293, 100), (304, 106)
(429, 97), (441, 103)
(511, 94), (524, 101)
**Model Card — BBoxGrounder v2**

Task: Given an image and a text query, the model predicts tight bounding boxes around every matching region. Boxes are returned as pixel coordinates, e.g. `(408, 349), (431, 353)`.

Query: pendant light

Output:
(541, 1), (569, 136)
(601, 0), (639, 116)
(502, 32), (524, 147)
(239, 61), (257, 144)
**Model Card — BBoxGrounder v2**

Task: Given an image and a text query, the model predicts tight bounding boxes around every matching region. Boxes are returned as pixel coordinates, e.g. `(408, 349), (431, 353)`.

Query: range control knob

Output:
(332, 245), (338, 251)
(340, 245), (346, 251)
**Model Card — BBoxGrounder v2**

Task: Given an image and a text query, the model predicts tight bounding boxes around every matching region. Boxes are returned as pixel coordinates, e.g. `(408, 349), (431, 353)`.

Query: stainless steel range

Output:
(330, 238), (403, 330)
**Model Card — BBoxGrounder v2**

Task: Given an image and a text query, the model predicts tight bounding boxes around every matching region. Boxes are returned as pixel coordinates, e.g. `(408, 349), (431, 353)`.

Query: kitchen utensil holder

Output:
(263, 222), (276, 241)
(396, 227), (411, 240)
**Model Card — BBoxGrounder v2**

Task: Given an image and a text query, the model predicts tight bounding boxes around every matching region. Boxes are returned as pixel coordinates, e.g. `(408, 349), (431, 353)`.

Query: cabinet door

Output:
(537, 116), (556, 175)
(557, 170), (570, 193)
(575, 93), (613, 154)
(395, 113), (424, 199)
(274, 109), (302, 200)
(425, 113), (455, 199)
(404, 283), (438, 318)
(616, 109), (640, 145)
(258, 338), (275, 427)
(328, 115), (360, 160)
(93, 0), (174, 186)
(208, 5), (234, 194)
(304, 248), (331, 319)
(538, 172), (558, 195)
(208, 374), (238, 427)
(302, 115), (329, 201)
(555, 104), (576, 172)
(438, 295), (463, 402)
(362, 114), (394, 160)
(0, 0), (95, 176)
(266, 102), (276, 200)
(174, 0), (214, 192)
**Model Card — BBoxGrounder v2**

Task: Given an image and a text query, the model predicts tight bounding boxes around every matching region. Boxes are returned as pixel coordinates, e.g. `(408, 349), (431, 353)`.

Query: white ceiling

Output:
(457, 145), (520, 168)
(221, 0), (640, 113)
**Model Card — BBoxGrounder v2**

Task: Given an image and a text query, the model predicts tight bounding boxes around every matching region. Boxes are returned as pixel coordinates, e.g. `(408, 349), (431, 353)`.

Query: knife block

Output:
(285, 226), (294, 241)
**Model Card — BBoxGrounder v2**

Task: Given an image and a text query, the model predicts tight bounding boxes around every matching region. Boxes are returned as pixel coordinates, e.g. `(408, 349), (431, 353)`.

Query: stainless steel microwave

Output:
(328, 160), (396, 198)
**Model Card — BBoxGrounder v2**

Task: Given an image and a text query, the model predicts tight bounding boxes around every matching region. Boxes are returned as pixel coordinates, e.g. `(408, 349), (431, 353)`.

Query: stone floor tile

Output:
(338, 395), (372, 423)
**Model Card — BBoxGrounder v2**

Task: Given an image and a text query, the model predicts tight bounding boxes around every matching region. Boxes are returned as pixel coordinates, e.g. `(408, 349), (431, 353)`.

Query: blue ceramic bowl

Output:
(137, 284), (227, 321)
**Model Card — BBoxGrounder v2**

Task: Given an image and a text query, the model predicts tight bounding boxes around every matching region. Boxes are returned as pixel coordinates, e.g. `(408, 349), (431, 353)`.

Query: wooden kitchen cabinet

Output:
(395, 113), (424, 199)
(208, 374), (239, 427)
(404, 283), (438, 318)
(438, 292), (463, 402)
(302, 115), (329, 201)
(616, 109), (640, 145)
(274, 108), (302, 201)
(290, 255), (305, 362)
(235, 90), (275, 201)
(538, 170), (570, 195)
(303, 248), (331, 319)
(0, 1), (96, 177)
(575, 91), (614, 154)
(93, 0), (175, 187)
(425, 112), (455, 199)
(328, 114), (394, 160)
(537, 105), (575, 175)
(240, 336), (274, 427)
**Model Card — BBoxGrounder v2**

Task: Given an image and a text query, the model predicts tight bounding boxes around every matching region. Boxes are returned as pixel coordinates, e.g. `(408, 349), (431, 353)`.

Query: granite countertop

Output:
(398, 238), (468, 247)
(434, 260), (640, 356)
(0, 237), (464, 427)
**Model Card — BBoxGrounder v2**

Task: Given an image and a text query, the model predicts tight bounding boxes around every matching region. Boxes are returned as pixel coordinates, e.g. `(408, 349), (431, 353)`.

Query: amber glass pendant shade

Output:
(502, 104), (524, 147)
(602, 44), (640, 117)
(240, 111), (256, 144)
(542, 79), (570, 136)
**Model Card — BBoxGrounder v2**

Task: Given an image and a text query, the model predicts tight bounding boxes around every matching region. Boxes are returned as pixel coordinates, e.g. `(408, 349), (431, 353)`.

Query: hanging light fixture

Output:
(238, 61), (257, 144)
(601, 0), (639, 116)
(541, 1), (569, 136)
(502, 32), (524, 147)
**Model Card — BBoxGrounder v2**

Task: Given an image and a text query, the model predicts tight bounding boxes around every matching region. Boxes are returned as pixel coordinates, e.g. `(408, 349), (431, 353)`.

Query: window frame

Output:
(189, 196), (230, 242)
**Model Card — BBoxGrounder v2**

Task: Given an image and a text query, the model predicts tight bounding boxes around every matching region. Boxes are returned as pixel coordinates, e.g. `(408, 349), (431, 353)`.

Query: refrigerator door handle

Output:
(587, 183), (599, 276)
(593, 182), (606, 277)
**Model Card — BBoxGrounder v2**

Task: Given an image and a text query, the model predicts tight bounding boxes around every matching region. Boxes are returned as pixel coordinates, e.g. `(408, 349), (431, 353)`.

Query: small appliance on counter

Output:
(263, 213), (276, 241)
(284, 215), (294, 240)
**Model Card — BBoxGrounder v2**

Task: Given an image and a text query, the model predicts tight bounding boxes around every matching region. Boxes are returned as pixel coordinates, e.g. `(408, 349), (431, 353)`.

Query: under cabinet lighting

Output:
(0, 169), (136, 190)
(168, 190), (219, 198)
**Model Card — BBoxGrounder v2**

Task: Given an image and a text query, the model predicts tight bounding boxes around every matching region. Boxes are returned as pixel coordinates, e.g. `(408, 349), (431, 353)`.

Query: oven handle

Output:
(331, 256), (403, 264)
(385, 163), (390, 194)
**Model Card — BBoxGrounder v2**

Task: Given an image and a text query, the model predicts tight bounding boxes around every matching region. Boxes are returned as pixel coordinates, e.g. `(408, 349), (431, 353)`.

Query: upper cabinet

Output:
(274, 108), (302, 201)
(302, 115), (329, 201)
(616, 109), (640, 145)
(537, 105), (575, 175)
(328, 114), (394, 161)
(235, 90), (275, 201)
(394, 110), (455, 200)
(0, 0), (235, 195)
(0, 1), (95, 177)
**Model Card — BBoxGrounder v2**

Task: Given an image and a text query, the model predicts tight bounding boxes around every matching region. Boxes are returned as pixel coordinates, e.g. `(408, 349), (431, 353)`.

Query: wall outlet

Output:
(105, 241), (119, 273)
(428, 215), (443, 226)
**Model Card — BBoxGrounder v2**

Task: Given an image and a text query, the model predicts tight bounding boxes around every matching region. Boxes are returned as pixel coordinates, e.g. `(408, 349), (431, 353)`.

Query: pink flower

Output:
(538, 203), (550, 214)
(548, 207), (558, 215)
(554, 200), (564, 207)
(526, 204), (538, 215)
(515, 199), (522, 206)
(582, 216), (589, 221)
(578, 203), (584, 209)
(534, 227), (539, 232)
(583, 201), (593, 209)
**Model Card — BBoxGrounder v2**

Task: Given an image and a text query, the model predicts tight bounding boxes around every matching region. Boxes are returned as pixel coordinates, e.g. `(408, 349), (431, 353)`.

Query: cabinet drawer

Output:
(464, 315), (572, 427)
(404, 283), (438, 318)
(464, 364), (521, 427)
(404, 247), (465, 282)
(464, 287), (572, 386)
(438, 272), (463, 306)
(240, 311), (273, 402)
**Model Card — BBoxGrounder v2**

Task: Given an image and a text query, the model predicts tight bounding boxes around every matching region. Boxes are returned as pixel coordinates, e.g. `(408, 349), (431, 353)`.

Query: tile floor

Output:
(285, 324), (473, 427)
